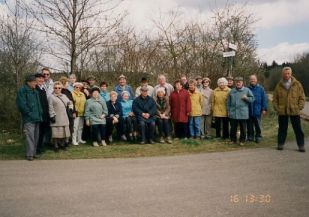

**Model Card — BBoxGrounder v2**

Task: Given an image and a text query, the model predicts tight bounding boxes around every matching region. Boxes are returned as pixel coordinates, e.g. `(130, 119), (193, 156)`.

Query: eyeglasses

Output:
(54, 87), (62, 89)
(43, 73), (50, 76)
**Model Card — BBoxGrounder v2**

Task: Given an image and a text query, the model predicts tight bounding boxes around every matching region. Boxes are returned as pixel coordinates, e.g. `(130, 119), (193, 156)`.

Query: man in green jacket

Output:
(273, 67), (306, 152)
(16, 75), (43, 160)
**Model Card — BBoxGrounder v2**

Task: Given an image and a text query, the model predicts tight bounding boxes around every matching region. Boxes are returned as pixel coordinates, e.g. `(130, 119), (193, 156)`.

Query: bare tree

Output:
(24, 0), (125, 77)
(0, 0), (40, 129)
(211, 3), (259, 77)
(0, 0), (40, 89)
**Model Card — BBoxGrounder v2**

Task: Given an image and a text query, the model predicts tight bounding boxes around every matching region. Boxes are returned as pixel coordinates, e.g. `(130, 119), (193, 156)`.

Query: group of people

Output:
(16, 66), (306, 161)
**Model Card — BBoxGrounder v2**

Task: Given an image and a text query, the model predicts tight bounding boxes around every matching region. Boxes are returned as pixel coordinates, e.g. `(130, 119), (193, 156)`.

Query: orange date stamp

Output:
(230, 194), (271, 204)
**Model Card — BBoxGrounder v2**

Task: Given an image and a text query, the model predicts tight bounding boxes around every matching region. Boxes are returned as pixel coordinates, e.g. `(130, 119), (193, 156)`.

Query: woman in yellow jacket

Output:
(212, 77), (230, 139)
(71, 82), (87, 145)
(188, 80), (203, 138)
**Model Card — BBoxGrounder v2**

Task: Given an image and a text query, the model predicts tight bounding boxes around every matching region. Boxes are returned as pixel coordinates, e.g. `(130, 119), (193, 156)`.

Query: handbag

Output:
(57, 96), (74, 119)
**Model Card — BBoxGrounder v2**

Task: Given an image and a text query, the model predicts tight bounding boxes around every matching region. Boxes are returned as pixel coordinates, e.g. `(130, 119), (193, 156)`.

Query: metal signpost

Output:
(223, 43), (237, 77)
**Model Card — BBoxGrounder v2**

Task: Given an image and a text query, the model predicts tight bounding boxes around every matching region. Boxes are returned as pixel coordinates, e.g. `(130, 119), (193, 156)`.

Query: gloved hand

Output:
(50, 116), (56, 123)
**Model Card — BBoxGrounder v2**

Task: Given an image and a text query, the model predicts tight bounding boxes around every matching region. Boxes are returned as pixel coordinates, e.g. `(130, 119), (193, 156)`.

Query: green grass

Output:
(1, 114), (309, 160)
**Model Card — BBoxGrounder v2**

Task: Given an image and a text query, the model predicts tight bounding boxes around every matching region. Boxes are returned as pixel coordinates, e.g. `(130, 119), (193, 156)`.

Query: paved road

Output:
(1, 139), (308, 217)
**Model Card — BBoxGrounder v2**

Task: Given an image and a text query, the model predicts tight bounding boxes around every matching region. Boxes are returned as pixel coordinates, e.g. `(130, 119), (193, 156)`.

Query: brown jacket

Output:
(273, 76), (305, 115)
(155, 96), (171, 118)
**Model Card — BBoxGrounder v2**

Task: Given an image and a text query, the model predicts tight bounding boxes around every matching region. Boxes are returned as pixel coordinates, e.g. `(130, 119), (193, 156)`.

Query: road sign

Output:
(223, 51), (236, 57)
(228, 43), (237, 51)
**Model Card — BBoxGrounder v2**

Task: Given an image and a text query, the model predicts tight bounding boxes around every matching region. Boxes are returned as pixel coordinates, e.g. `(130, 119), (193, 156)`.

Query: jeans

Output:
(247, 117), (262, 140)
(215, 117), (229, 139)
(189, 116), (201, 137)
(139, 120), (155, 142)
(24, 122), (40, 157)
(230, 119), (247, 142)
(91, 124), (106, 143)
(278, 115), (304, 146)
(157, 118), (170, 138)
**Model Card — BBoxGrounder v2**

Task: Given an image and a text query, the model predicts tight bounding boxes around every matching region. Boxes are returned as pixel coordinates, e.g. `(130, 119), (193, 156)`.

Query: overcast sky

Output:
(121, 0), (309, 64)
(1, 0), (308, 65)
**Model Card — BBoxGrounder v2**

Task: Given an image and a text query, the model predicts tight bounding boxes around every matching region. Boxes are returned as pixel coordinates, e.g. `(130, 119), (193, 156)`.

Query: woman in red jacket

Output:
(170, 80), (192, 139)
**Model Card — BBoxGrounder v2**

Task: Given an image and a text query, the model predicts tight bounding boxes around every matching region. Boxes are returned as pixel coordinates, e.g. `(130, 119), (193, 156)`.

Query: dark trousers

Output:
(230, 119), (247, 142)
(278, 115), (304, 146)
(215, 117), (229, 139)
(37, 121), (51, 153)
(122, 116), (137, 135)
(106, 118), (122, 138)
(247, 117), (262, 140)
(82, 124), (91, 142)
(139, 120), (155, 142)
(91, 124), (106, 143)
(174, 122), (188, 138)
(157, 118), (170, 138)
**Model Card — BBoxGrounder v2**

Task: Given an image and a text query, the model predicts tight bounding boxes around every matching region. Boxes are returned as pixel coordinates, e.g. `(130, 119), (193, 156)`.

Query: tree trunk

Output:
(70, 0), (78, 75)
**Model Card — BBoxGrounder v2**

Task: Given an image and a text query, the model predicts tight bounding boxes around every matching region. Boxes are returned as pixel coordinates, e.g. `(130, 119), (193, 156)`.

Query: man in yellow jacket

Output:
(188, 80), (203, 139)
(273, 67), (306, 152)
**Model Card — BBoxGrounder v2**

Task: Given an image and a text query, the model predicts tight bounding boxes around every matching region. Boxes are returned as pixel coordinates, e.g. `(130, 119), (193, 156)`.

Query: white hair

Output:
(121, 91), (130, 97)
(217, 77), (228, 86)
(282, 66), (292, 73)
(156, 87), (166, 95)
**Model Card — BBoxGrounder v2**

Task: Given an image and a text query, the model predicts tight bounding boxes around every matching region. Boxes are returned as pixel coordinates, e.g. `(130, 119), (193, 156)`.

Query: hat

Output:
(118, 74), (126, 80)
(91, 87), (100, 93)
(87, 75), (96, 81)
(234, 77), (243, 81)
(226, 76), (234, 80)
(25, 75), (36, 82)
(195, 75), (202, 80)
(73, 82), (83, 87)
(140, 85), (148, 92)
(156, 87), (166, 95)
(34, 73), (44, 78)
(202, 77), (211, 83)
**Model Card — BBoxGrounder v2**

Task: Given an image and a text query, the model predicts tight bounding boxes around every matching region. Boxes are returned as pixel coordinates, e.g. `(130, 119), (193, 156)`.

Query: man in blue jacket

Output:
(133, 86), (157, 144)
(247, 75), (268, 143)
(114, 74), (135, 101)
(16, 75), (43, 161)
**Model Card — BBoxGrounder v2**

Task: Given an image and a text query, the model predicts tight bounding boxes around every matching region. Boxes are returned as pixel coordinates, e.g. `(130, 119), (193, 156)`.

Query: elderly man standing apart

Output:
(273, 67), (306, 152)
(16, 75), (43, 161)
(227, 77), (254, 145)
(247, 74), (268, 143)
